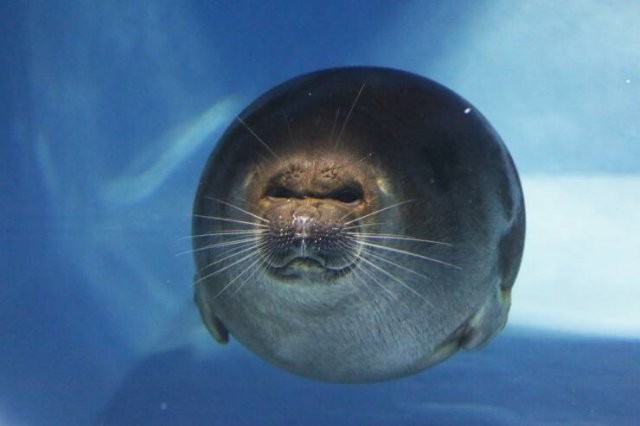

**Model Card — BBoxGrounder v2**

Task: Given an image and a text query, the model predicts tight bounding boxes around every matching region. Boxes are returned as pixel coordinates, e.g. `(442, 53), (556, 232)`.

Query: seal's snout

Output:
(292, 214), (315, 237)
(259, 201), (359, 277)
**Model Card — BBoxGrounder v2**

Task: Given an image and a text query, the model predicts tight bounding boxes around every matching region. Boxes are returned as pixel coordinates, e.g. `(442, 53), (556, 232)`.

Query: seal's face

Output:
(254, 155), (372, 282)
(192, 67), (525, 383)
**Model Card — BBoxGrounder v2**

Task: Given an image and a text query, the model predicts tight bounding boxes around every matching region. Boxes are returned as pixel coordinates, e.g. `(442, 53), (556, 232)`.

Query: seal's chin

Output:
(267, 256), (355, 282)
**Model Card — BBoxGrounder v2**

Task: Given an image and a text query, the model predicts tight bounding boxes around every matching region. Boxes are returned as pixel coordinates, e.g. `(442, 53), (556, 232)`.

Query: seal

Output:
(192, 67), (525, 382)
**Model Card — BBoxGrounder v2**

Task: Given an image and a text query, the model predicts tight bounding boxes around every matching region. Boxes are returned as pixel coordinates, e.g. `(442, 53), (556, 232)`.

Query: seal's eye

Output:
(266, 187), (298, 199)
(330, 188), (362, 204)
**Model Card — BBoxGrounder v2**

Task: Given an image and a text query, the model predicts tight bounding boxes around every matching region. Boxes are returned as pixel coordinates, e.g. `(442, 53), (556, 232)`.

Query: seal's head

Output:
(192, 67), (525, 382)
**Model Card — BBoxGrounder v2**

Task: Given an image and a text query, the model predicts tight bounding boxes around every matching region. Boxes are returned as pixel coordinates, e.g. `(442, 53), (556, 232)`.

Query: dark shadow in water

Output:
(99, 331), (640, 425)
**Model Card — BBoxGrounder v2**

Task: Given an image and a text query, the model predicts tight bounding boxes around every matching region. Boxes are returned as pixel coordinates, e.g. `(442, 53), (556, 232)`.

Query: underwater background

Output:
(1, 1), (639, 424)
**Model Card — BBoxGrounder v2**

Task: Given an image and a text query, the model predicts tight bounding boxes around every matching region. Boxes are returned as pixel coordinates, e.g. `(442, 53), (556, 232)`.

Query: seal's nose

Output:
(291, 205), (319, 238)
(292, 214), (313, 237)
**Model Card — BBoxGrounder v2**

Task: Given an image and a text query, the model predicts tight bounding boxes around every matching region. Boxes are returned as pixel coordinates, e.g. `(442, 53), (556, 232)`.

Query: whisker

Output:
(342, 222), (388, 231)
(204, 197), (270, 224)
(356, 240), (462, 270)
(354, 258), (417, 312)
(179, 243), (255, 257)
(228, 237), (282, 297)
(187, 229), (265, 239)
(358, 246), (431, 281)
(236, 116), (280, 160)
(346, 233), (451, 246)
(329, 107), (341, 144)
(332, 238), (422, 306)
(328, 238), (396, 301)
(229, 248), (274, 297)
(353, 261), (398, 301)
(180, 241), (248, 257)
(180, 236), (261, 256)
(228, 267), (260, 298)
(194, 247), (263, 285)
(214, 255), (264, 299)
(197, 240), (266, 272)
(192, 214), (269, 228)
(339, 206), (360, 222)
(342, 200), (414, 225)
(223, 194), (264, 216)
(347, 265), (378, 299)
(357, 254), (432, 307)
(334, 82), (366, 149)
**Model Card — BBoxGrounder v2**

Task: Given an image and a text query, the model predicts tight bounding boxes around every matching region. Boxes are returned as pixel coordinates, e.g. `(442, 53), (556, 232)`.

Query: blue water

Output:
(98, 332), (639, 425)
(2, 1), (639, 424)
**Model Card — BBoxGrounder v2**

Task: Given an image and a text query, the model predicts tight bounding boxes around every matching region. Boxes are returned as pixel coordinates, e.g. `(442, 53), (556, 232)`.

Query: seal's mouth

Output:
(258, 216), (363, 282)
(281, 257), (325, 271)
(267, 256), (355, 281)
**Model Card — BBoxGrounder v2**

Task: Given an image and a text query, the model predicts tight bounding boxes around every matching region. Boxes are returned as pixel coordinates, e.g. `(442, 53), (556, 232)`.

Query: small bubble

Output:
(160, 402), (168, 410)
(625, 79), (631, 84)
(464, 107), (472, 114)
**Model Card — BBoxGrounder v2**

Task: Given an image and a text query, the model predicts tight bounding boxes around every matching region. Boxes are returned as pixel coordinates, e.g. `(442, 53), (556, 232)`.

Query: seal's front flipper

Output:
(428, 283), (510, 368)
(460, 283), (511, 350)
(194, 278), (229, 344)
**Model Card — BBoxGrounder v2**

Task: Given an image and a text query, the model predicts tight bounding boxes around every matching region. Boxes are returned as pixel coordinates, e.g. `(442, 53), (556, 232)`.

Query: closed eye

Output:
(265, 186), (363, 203)
(329, 188), (363, 204)
(266, 186), (299, 199)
